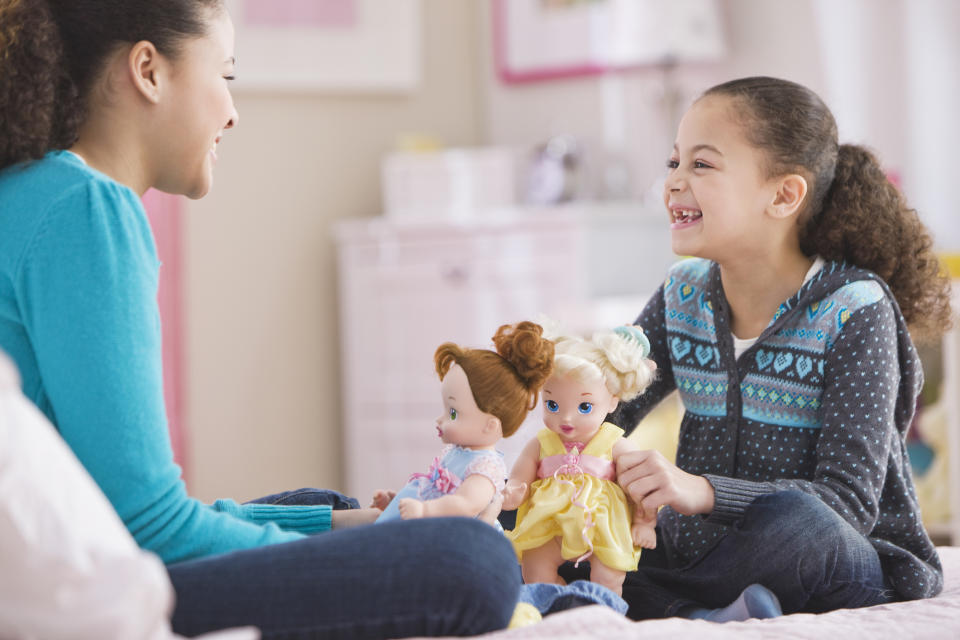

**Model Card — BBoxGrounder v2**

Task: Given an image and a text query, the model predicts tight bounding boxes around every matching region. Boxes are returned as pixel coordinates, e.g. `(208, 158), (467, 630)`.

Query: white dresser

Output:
(334, 211), (588, 502)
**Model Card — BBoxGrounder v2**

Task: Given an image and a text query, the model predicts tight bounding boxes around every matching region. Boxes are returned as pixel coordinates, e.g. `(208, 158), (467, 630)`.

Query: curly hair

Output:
(703, 76), (952, 342)
(0, 0), (223, 171)
(434, 321), (554, 437)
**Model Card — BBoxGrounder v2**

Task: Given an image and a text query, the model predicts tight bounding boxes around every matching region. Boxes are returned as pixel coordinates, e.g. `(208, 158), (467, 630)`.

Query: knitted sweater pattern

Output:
(612, 258), (942, 600)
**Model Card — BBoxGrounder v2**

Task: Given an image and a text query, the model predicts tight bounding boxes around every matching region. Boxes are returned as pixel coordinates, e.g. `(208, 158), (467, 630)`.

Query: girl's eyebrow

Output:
(673, 143), (724, 156)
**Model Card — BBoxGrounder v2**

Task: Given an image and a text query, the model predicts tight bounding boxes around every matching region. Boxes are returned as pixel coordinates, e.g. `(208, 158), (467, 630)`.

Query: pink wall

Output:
(142, 190), (187, 477)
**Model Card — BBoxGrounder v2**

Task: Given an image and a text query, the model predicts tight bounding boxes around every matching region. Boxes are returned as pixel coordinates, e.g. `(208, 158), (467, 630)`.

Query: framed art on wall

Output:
(492, 0), (724, 84)
(225, 0), (421, 92)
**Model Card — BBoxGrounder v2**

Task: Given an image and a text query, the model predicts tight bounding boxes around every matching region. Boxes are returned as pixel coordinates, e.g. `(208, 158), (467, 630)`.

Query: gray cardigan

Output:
(612, 258), (942, 600)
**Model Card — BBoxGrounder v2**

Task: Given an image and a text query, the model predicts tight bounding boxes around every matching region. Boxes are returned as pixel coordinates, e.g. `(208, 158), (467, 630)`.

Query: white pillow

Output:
(0, 353), (256, 640)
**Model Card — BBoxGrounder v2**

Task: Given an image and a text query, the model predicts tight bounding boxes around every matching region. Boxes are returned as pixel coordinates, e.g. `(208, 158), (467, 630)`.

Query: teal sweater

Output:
(0, 151), (331, 563)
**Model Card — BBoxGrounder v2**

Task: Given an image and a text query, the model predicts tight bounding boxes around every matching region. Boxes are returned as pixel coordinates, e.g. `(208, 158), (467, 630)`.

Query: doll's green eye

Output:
(545, 400), (559, 413)
(578, 403), (593, 415)
(449, 408), (457, 420)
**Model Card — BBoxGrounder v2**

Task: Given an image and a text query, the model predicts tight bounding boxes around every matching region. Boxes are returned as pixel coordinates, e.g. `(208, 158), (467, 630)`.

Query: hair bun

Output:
(492, 321), (554, 391)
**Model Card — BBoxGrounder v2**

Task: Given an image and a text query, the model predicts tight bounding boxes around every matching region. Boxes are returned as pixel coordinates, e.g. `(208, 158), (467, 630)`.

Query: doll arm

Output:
(613, 437), (658, 548)
(502, 438), (541, 510)
(398, 474), (496, 519)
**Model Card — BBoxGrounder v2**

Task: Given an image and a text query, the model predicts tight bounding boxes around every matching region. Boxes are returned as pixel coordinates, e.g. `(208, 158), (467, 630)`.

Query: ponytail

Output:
(800, 145), (952, 341)
(0, 0), (81, 170)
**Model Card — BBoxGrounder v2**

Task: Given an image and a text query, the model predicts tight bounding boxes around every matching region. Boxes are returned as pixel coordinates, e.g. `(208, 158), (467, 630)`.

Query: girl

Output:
(610, 76), (950, 622)
(0, 1), (519, 637)
(505, 325), (658, 596)
(375, 321), (554, 523)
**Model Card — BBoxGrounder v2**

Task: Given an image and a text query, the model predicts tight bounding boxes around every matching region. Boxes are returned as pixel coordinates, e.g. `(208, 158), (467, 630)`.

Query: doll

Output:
(504, 324), (657, 596)
(374, 321), (554, 524)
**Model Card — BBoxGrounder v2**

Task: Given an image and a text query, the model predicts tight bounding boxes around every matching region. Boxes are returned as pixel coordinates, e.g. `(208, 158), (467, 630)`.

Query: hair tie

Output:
(613, 325), (650, 357)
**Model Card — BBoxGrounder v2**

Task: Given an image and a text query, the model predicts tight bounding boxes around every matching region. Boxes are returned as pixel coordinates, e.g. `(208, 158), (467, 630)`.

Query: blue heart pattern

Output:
(678, 283), (696, 303)
(757, 349), (820, 380)
(756, 349), (774, 370)
(773, 352), (793, 373)
(671, 337), (692, 360)
(695, 344), (715, 366)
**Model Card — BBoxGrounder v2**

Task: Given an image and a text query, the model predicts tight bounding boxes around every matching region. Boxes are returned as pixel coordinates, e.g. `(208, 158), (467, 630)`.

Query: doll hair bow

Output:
(613, 324), (650, 357)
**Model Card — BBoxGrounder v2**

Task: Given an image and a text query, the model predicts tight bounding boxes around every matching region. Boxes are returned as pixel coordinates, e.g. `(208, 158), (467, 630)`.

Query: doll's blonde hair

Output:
(549, 325), (655, 402)
(434, 321), (554, 437)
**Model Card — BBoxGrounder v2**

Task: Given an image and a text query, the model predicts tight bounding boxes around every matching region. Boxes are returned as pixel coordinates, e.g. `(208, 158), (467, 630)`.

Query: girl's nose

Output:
(225, 104), (239, 130)
(664, 169), (684, 192)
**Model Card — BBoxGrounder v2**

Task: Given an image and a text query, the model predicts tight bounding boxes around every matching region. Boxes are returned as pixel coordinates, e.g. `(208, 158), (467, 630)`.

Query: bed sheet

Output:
(433, 546), (960, 640)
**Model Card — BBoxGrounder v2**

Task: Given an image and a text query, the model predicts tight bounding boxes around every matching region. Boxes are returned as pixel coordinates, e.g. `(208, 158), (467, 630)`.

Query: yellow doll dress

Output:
(507, 422), (641, 572)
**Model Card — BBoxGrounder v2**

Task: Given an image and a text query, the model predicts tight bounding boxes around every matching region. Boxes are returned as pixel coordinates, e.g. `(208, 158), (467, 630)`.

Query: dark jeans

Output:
(559, 490), (896, 620)
(167, 489), (520, 639)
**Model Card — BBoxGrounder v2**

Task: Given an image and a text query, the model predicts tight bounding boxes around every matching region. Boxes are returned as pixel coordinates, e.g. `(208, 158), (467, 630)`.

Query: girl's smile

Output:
(669, 205), (703, 230)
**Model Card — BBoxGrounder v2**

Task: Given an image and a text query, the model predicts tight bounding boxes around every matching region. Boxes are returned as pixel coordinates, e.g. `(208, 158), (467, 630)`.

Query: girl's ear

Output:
(770, 173), (808, 219)
(485, 416), (502, 436)
(127, 40), (163, 104)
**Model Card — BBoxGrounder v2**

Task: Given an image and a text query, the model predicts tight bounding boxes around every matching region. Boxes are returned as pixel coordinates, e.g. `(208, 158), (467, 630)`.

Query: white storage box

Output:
(381, 147), (520, 219)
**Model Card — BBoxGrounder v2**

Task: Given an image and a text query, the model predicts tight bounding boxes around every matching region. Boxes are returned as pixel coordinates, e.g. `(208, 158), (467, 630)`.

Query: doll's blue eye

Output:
(578, 403), (593, 415)
(545, 400), (559, 413)
(449, 408), (457, 420)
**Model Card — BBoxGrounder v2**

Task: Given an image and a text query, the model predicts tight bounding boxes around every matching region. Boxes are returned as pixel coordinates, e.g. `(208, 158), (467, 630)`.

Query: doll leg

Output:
(520, 537), (566, 585)
(589, 559), (626, 597)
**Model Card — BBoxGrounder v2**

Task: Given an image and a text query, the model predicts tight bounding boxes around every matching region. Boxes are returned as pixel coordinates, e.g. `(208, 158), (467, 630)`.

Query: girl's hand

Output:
(616, 449), (715, 516)
(398, 498), (425, 520)
(331, 507), (382, 529)
(370, 489), (396, 511)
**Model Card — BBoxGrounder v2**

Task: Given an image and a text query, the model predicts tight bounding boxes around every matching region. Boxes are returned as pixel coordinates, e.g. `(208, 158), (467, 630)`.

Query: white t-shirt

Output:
(732, 257), (825, 359)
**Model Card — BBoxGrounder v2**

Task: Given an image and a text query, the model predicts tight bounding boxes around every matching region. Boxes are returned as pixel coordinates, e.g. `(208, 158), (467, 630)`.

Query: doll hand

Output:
(501, 480), (528, 511)
(331, 507), (381, 529)
(631, 521), (657, 549)
(616, 449), (715, 516)
(370, 489), (396, 511)
(631, 505), (657, 549)
(398, 498), (426, 520)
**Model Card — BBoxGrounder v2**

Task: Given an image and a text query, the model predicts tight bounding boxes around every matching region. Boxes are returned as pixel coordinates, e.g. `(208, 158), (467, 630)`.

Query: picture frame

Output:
(492, 0), (725, 84)
(225, 0), (421, 92)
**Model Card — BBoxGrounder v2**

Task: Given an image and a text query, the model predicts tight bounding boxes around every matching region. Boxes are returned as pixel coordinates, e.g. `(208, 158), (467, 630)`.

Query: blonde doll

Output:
(375, 321), (554, 523)
(504, 325), (657, 596)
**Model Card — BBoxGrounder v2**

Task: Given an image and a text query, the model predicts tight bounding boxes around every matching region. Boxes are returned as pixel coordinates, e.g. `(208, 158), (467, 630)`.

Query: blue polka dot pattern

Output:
(610, 258), (943, 601)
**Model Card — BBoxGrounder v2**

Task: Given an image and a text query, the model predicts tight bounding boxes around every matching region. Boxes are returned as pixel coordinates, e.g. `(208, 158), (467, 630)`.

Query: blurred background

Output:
(146, 0), (960, 543)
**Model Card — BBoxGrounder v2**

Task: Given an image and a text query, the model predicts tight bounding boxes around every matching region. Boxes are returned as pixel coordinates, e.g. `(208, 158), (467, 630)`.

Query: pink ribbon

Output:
(551, 446), (596, 567)
(410, 456), (460, 494)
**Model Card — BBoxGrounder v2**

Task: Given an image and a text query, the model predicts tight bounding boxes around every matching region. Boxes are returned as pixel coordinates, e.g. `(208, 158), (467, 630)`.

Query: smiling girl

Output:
(611, 76), (951, 622)
(0, 1), (520, 637)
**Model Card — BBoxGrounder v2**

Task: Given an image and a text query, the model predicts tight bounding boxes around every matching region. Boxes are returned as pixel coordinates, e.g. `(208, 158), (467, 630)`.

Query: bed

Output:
(428, 546), (960, 639)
